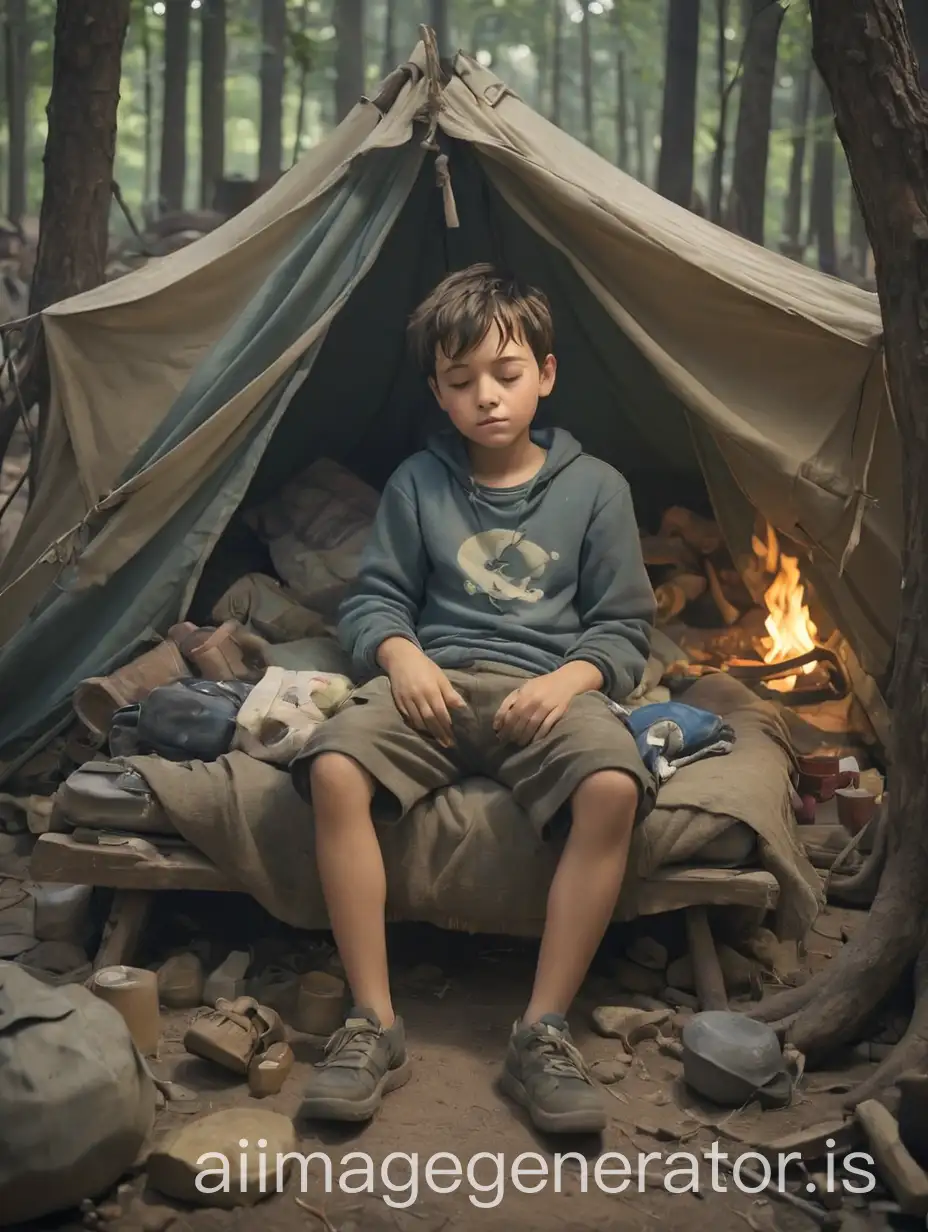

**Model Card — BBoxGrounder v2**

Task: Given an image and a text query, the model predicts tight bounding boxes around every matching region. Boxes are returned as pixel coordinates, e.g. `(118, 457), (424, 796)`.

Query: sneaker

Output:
(299, 1007), (410, 1122)
(500, 1014), (606, 1134)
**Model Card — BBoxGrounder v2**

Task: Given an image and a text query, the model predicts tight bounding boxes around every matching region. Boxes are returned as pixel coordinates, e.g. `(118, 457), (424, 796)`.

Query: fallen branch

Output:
(295, 1196), (338, 1232)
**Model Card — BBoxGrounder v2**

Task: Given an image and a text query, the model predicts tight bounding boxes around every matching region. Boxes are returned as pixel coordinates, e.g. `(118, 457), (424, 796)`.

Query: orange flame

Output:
(751, 525), (818, 692)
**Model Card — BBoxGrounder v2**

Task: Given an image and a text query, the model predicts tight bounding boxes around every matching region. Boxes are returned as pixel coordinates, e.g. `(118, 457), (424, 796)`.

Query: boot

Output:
(72, 624), (196, 737)
(176, 620), (267, 683)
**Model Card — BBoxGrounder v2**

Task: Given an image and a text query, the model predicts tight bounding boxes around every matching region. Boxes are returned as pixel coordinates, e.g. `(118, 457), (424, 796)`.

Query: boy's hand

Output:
(493, 662), (604, 746)
(377, 637), (466, 748)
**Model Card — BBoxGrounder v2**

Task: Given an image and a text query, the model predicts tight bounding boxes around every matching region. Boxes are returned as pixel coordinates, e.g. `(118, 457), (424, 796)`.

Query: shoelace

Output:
(319, 1020), (382, 1069)
(527, 1026), (594, 1084)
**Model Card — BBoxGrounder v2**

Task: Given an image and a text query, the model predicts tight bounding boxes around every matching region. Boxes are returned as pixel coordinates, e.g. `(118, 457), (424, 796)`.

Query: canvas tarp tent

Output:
(0, 45), (900, 755)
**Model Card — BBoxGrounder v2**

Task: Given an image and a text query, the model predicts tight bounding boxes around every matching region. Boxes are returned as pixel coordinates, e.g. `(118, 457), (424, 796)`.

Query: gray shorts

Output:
(291, 662), (655, 838)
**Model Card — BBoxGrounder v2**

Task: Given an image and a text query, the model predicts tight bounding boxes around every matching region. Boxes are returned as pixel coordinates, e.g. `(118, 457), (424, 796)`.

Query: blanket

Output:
(127, 674), (822, 940)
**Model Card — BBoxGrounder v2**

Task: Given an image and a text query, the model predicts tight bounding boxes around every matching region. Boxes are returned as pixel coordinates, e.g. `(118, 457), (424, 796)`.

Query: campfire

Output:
(751, 524), (819, 693)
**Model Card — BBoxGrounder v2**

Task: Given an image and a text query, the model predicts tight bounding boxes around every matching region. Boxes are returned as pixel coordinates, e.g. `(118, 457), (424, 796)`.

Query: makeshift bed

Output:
(32, 674), (823, 986)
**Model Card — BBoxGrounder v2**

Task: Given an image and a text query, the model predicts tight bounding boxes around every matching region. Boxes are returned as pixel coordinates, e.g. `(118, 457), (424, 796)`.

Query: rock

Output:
(18, 938), (88, 973)
(590, 1058), (630, 1085)
(614, 958), (665, 997)
(592, 1005), (672, 1045)
(157, 952), (204, 1008)
(625, 937), (668, 972)
(147, 1109), (297, 1207)
(0, 932), (37, 959)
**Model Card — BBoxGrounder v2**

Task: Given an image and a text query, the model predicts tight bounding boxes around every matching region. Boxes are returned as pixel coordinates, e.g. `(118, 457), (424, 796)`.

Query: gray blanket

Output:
(128, 674), (822, 939)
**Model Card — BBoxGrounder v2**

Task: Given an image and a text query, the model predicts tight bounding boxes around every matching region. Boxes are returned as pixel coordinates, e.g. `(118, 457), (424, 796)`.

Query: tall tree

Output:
(657, 0), (701, 207)
(807, 70), (837, 272)
(781, 55), (813, 258)
(4, 0), (29, 227)
(259, 0), (286, 180)
(200, 0), (226, 209)
(334, 0), (364, 123)
(709, 0), (732, 223)
(159, 0), (190, 212)
(754, 0), (928, 1102)
(615, 42), (629, 170)
(551, 0), (563, 126)
(728, 0), (786, 244)
(30, 0), (131, 313)
(382, 0), (397, 75)
(580, 1), (594, 148)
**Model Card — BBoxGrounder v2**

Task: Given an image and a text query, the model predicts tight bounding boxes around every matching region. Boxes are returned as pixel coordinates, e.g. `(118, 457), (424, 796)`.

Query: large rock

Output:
(147, 1110), (297, 1208)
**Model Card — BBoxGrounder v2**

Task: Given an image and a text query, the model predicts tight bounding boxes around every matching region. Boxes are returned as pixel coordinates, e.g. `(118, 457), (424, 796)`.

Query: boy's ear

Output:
(539, 354), (557, 398)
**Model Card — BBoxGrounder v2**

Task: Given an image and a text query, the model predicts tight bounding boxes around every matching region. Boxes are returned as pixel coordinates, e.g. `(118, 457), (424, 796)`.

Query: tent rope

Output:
(417, 25), (460, 229)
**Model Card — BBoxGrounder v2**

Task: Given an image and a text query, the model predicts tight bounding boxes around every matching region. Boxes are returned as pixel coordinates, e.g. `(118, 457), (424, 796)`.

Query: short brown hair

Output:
(407, 263), (554, 377)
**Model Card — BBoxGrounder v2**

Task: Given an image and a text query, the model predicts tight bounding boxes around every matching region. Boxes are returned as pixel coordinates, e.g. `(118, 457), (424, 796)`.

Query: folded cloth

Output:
(233, 667), (353, 765)
(622, 701), (736, 783)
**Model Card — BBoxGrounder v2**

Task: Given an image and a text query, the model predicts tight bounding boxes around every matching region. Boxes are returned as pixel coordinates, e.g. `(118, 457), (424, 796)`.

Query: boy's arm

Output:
(564, 481), (656, 699)
(337, 475), (428, 675)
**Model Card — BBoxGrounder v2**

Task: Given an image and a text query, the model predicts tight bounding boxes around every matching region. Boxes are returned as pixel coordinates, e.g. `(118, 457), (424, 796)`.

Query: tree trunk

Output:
(634, 85), (648, 183)
(657, 0), (701, 208)
(808, 71), (838, 274)
(551, 0), (563, 126)
(848, 181), (870, 279)
(781, 56), (812, 258)
(429, 0), (450, 59)
(728, 0), (785, 244)
(382, 0), (396, 76)
(752, 0), (928, 1102)
(259, 0), (286, 180)
(140, 0), (154, 217)
(159, 0), (190, 212)
(580, 1), (594, 148)
(4, 0), (29, 228)
(902, 0), (928, 86)
(200, 0), (226, 209)
(29, 0), (130, 314)
(616, 44), (629, 170)
(334, 0), (364, 123)
(709, 0), (730, 224)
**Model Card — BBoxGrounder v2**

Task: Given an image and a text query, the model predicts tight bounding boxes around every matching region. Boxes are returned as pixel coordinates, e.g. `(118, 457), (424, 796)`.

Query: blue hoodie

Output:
(337, 427), (656, 701)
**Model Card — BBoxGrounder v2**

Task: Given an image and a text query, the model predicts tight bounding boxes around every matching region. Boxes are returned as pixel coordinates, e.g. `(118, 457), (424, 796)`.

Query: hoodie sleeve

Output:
(336, 472), (428, 675)
(564, 481), (655, 700)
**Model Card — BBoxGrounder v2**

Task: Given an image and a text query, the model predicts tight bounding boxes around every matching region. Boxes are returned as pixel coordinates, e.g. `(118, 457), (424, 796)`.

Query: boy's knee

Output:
(571, 770), (639, 838)
(309, 752), (374, 802)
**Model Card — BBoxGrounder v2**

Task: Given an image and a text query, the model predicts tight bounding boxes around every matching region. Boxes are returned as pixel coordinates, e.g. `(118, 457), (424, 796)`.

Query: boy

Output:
(292, 264), (656, 1135)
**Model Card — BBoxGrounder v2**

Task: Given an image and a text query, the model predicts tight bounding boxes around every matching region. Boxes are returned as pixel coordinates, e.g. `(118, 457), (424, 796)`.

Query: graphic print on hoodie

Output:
(337, 427), (656, 701)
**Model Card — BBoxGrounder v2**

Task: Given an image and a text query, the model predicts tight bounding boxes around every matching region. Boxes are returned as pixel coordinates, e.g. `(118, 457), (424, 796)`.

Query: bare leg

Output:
(309, 753), (395, 1027)
(523, 770), (637, 1024)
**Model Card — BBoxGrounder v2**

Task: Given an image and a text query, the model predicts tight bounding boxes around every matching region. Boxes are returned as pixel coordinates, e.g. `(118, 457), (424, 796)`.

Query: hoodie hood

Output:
(426, 426), (584, 497)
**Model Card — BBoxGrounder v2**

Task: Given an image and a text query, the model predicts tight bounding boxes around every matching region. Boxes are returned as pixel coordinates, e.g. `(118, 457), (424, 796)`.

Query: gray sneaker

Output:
(299, 1007), (410, 1122)
(500, 1014), (606, 1134)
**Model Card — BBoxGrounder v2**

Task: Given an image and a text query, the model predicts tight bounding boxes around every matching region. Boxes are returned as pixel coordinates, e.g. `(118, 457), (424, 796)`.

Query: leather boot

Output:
(72, 624), (196, 737)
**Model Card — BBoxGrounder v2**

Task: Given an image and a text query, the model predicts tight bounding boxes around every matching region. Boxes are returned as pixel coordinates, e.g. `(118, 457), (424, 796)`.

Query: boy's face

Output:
(429, 322), (556, 449)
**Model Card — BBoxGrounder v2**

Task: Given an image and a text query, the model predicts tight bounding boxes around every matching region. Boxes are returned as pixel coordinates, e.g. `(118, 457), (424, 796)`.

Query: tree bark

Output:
(29, 0), (130, 313)
(551, 0), (563, 126)
(781, 56), (812, 257)
(634, 85), (647, 183)
(807, 71), (837, 273)
(580, 1), (594, 148)
(140, 0), (154, 217)
(754, 0), (928, 1100)
(429, 0), (450, 59)
(4, 0), (29, 227)
(657, 0), (701, 208)
(159, 0), (190, 212)
(200, 0), (226, 209)
(848, 181), (870, 279)
(334, 0), (364, 123)
(728, 0), (785, 244)
(259, 0), (286, 180)
(902, 0), (928, 86)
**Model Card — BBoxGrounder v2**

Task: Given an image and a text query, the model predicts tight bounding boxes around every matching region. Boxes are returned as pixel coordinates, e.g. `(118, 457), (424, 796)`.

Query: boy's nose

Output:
(476, 379), (500, 409)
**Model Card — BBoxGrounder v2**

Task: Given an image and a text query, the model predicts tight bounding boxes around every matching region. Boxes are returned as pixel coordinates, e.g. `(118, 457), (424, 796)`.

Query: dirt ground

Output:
(54, 899), (905, 1232)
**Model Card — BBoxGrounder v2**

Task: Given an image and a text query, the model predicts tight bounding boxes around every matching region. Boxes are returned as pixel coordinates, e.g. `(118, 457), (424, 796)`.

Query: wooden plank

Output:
(857, 1099), (928, 1216)
(685, 905), (728, 1010)
(95, 890), (154, 970)
(31, 833), (238, 892)
(631, 867), (779, 916)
